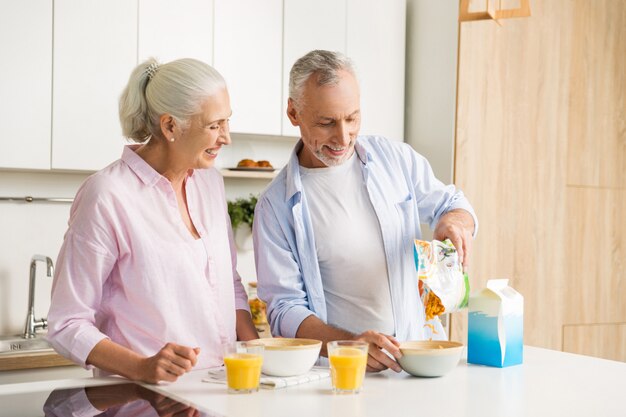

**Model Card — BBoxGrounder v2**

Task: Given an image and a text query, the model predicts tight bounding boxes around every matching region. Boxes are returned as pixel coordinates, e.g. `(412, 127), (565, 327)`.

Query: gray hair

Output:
(288, 50), (357, 108)
(119, 58), (227, 143)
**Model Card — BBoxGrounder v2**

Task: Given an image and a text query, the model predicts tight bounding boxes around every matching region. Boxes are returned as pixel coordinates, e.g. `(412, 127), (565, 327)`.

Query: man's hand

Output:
(138, 343), (201, 384)
(433, 209), (475, 268)
(354, 330), (402, 373)
(296, 316), (402, 373)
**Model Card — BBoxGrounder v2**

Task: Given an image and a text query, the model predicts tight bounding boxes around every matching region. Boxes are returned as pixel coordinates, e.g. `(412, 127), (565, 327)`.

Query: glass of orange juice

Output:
(223, 341), (264, 394)
(328, 340), (368, 394)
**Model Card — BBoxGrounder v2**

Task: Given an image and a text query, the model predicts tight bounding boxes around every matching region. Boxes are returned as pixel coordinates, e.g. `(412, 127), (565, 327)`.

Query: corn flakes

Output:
(414, 238), (470, 321)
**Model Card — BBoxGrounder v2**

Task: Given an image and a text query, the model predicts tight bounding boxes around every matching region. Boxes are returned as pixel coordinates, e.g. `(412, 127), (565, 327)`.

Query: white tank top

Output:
(299, 153), (394, 335)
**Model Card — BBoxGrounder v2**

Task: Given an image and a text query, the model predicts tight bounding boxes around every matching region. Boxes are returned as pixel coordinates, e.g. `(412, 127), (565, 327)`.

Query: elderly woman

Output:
(47, 58), (258, 384)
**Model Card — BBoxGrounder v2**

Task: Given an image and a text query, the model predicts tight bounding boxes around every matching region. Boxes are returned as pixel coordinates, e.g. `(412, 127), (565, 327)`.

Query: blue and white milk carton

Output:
(468, 279), (523, 367)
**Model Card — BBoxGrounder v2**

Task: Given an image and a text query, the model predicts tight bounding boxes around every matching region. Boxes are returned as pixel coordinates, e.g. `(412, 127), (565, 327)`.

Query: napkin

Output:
(203, 366), (330, 389)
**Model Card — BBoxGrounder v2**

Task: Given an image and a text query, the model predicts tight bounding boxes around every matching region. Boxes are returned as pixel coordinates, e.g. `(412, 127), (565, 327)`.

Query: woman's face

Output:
(176, 88), (232, 169)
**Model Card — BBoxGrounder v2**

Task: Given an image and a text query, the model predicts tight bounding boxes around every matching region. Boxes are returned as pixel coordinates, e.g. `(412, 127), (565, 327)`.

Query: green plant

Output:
(227, 194), (258, 229)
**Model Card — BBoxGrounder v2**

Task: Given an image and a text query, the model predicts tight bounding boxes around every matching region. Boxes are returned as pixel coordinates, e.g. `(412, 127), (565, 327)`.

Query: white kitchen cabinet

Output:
(282, 0), (348, 137)
(4, 0), (406, 173)
(138, 0), (213, 64)
(347, 0), (406, 141)
(0, 2), (52, 170)
(52, 0), (137, 171)
(214, 0), (283, 136)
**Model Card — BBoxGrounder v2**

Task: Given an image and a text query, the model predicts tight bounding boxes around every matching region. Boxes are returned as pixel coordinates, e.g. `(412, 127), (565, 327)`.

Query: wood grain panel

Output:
(566, 1), (626, 188)
(563, 323), (626, 362)
(0, 351), (75, 371)
(564, 187), (626, 325)
(452, 0), (626, 360)
(452, 0), (572, 351)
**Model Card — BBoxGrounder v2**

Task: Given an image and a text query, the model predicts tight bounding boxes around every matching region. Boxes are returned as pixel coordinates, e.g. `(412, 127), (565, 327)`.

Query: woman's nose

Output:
(220, 132), (231, 145)
(219, 123), (231, 145)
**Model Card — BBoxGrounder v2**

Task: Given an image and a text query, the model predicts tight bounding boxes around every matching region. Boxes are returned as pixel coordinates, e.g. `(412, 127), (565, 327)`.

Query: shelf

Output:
(220, 169), (278, 179)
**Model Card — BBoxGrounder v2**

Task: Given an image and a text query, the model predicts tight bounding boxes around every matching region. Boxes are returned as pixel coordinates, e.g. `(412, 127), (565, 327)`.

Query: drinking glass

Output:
(327, 340), (368, 394)
(223, 341), (264, 394)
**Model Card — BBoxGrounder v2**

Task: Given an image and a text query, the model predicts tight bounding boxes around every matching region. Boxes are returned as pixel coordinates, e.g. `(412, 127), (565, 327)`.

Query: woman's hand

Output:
(138, 343), (201, 384)
(86, 339), (200, 384)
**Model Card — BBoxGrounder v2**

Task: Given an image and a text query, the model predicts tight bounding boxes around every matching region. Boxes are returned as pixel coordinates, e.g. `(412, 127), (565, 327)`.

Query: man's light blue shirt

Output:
(253, 135), (478, 342)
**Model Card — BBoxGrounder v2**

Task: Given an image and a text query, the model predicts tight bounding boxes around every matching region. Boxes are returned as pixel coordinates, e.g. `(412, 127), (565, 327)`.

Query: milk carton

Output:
(467, 279), (523, 367)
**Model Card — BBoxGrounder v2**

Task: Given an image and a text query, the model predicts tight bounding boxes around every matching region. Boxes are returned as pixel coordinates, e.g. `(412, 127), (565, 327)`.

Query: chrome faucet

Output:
(23, 255), (54, 339)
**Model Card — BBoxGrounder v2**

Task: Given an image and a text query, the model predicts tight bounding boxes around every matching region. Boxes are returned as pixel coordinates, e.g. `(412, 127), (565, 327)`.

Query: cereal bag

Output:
(414, 239), (470, 320)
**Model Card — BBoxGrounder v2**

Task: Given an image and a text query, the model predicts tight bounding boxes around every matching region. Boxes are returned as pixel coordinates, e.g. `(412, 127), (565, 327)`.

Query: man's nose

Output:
(335, 122), (351, 145)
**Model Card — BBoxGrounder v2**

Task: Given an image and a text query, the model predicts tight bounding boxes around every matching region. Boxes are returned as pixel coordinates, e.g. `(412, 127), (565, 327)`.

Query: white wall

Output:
(0, 171), (86, 335)
(0, 134), (295, 335)
(405, 1), (459, 185)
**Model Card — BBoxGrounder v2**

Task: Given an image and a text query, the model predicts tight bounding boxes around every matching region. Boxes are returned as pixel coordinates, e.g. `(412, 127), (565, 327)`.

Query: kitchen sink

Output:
(0, 255), (55, 357)
(0, 335), (52, 355)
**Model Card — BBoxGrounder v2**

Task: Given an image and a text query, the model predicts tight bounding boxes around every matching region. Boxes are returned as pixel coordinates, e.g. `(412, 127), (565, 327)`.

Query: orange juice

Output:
(224, 353), (263, 391)
(329, 347), (368, 391)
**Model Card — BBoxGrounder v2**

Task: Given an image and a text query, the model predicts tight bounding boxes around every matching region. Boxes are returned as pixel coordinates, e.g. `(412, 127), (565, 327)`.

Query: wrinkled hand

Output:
(354, 331), (402, 373)
(433, 209), (475, 268)
(139, 343), (200, 384)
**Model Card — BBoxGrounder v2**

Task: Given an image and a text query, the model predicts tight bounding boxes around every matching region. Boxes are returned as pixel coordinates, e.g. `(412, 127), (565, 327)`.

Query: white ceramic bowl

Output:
(249, 338), (322, 377)
(398, 340), (464, 377)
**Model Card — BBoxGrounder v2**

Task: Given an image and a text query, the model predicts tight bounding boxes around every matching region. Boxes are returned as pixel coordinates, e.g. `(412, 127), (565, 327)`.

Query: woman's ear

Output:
(159, 114), (177, 140)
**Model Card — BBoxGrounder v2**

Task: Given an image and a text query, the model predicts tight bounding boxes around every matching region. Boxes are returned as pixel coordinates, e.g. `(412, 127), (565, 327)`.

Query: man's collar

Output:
(284, 137), (371, 202)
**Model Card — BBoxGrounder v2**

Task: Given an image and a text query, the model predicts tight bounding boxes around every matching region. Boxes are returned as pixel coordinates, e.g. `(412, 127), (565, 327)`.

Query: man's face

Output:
(287, 70), (361, 168)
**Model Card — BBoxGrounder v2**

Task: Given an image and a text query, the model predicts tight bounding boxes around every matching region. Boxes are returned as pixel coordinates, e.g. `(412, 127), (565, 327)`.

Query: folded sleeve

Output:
(407, 148), (478, 237)
(252, 196), (315, 338)
(46, 230), (116, 368)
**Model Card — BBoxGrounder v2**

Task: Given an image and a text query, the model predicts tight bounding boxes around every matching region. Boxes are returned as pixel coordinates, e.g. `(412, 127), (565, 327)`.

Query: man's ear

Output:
(159, 114), (177, 138)
(286, 98), (300, 127)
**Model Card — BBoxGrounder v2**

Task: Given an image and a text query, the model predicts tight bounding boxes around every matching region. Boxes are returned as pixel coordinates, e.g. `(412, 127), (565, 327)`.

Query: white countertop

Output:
(0, 365), (91, 385)
(1, 346), (624, 416)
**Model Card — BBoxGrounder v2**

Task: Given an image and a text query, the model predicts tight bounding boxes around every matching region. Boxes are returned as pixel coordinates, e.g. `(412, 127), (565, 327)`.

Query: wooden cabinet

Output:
(214, 0), (283, 135)
(138, 0), (213, 64)
(52, 0), (137, 171)
(451, 0), (626, 362)
(0, 2), (52, 170)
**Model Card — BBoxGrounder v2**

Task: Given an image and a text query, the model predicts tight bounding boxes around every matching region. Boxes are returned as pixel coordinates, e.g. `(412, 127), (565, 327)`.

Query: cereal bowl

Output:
(398, 341), (464, 377)
(248, 338), (322, 377)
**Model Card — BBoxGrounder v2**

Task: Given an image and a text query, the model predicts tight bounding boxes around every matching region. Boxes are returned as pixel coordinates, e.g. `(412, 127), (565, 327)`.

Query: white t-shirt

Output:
(299, 152), (395, 335)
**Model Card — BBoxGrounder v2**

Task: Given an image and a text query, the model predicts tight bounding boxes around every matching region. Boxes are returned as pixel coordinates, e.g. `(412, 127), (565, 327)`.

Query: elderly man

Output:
(253, 50), (477, 373)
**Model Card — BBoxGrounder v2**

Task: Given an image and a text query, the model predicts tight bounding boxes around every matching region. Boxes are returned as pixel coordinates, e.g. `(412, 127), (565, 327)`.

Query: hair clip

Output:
(145, 62), (159, 80)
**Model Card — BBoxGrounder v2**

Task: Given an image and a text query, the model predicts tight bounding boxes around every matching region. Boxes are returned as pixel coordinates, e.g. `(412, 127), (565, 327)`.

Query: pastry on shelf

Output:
(256, 160), (273, 168)
(237, 158), (257, 168)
